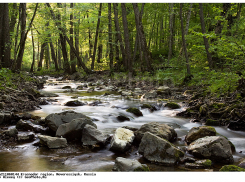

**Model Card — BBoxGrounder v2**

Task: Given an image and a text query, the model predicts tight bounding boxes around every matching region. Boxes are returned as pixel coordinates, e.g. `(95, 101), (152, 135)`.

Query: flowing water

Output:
(1, 77), (245, 172)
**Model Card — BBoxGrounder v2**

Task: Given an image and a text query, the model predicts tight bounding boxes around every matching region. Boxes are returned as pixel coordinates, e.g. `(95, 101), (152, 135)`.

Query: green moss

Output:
(165, 102), (181, 109)
(126, 107), (143, 117)
(202, 159), (212, 168)
(141, 104), (152, 109)
(205, 119), (220, 126)
(211, 102), (226, 109)
(219, 165), (245, 171)
(133, 165), (150, 171)
(158, 99), (169, 102)
(204, 126), (216, 133)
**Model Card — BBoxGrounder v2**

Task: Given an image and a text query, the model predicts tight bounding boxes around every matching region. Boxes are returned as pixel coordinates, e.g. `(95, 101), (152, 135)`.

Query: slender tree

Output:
(30, 28), (35, 72)
(70, 3), (76, 73)
(121, 3), (132, 73)
(167, 3), (174, 64)
(199, 3), (213, 68)
(108, 3), (113, 70)
(180, 3), (191, 75)
(91, 3), (102, 70)
(133, 3), (153, 72)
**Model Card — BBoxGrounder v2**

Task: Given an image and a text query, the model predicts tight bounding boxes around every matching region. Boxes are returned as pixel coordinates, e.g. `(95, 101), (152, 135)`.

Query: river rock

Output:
(70, 72), (82, 81)
(45, 111), (89, 132)
(110, 128), (135, 153)
(112, 157), (149, 171)
(238, 158), (245, 168)
(3, 127), (18, 137)
(138, 132), (184, 165)
(135, 122), (177, 144)
(81, 124), (107, 146)
(121, 91), (132, 96)
(16, 119), (47, 133)
(17, 132), (35, 142)
(38, 135), (68, 149)
(164, 102), (180, 109)
(185, 126), (216, 144)
(56, 118), (97, 140)
(157, 86), (171, 95)
(187, 136), (234, 164)
(88, 100), (102, 106)
(116, 114), (130, 122)
(64, 100), (85, 106)
(143, 90), (157, 99)
(185, 159), (212, 169)
(62, 86), (71, 89)
(126, 107), (143, 117)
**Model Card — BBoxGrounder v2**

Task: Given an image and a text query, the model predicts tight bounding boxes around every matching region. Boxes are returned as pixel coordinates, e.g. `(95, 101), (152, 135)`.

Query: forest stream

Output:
(1, 77), (245, 172)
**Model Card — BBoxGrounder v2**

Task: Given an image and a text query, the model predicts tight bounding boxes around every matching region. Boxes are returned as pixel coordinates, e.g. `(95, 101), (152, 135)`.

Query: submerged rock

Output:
(187, 136), (234, 164)
(110, 128), (135, 153)
(138, 132), (184, 165)
(56, 118), (97, 140)
(38, 135), (68, 149)
(45, 111), (89, 132)
(112, 157), (150, 171)
(16, 119), (47, 133)
(135, 122), (177, 144)
(116, 114), (130, 122)
(185, 126), (216, 144)
(82, 124), (107, 146)
(64, 100), (85, 106)
(62, 86), (71, 89)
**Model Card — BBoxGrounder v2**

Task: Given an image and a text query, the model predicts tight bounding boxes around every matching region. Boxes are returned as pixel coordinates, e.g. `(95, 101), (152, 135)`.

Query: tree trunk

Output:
(113, 3), (126, 70)
(49, 41), (59, 71)
(97, 29), (103, 63)
(199, 3), (213, 68)
(180, 3), (191, 75)
(121, 3), (132, 73)
(91, 3), (102, 70)
(75, 9), (81, 67)
(0, 3), (11, 68)
(57, 40), (62, 68)
(70, 3), (76, 73)
(167, 3), (174, 64)
(30, 29), (35, 72)
(178, 3), (192, 60)
(148, 13), (156, 50)
(88, 13), (93, 59)
(133, 3), (153, 72)
(108, 3), (114, 70)
(37, 42), (47, 71)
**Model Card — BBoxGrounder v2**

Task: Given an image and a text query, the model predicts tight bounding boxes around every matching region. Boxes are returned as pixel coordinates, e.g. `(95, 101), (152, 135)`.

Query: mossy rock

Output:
(158, 99), (169, 102)
(126, 107), (143, 117)
(211, 102), (226, 109)
(141, 104), (152, 109)
(133, 165), (150, 172)
(219, 165), (245, 171)
(62, 86), (72, 89)
(165, 102), (180, 109)
(199, 104), (208, 116)
(205, 119), (220, 126)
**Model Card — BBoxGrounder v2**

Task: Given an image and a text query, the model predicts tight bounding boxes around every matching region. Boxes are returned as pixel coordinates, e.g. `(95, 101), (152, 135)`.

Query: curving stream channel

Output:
(1, 77), (245, 172)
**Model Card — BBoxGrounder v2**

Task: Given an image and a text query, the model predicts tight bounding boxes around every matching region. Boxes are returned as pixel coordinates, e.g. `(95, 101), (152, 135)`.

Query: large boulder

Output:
(135, 122), (177, 144)
(112, 157), (149, 171)
(56, 118), (97, 140)
(38, 135), (67, 149)
(110, 128), (135, 153)
(185, 126), (216, 144)
(81, 125), (107, 146)
(187, 136), (234, 164)
(138, 132), (184, 165)
(45, 111), (89, 132)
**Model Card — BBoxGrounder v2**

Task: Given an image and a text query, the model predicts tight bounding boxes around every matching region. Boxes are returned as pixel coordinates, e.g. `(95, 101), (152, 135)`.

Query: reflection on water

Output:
(1, 77), (245, 171)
